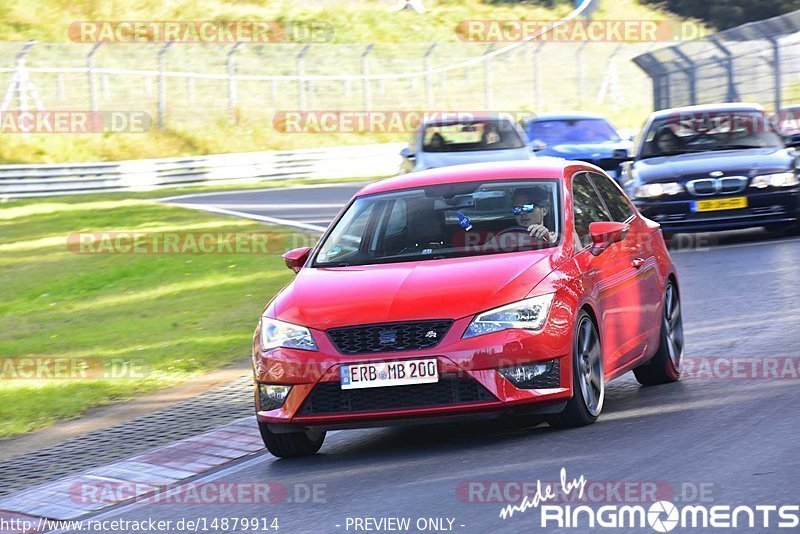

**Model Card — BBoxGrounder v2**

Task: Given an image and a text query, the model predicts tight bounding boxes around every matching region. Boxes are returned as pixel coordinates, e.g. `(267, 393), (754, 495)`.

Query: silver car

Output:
(400, 115), (532, 173)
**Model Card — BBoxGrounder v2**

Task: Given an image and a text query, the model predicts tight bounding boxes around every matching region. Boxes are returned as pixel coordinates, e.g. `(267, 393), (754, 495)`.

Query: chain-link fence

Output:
(633, 10), (800, 111)
(0, 39), (656, 130)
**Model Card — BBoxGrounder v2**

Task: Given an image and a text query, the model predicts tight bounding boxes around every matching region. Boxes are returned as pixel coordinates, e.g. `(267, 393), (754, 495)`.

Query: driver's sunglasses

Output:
(512, 204), (537, 215)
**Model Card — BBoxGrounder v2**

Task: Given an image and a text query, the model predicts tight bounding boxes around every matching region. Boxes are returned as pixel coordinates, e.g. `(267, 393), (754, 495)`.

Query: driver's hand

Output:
(527, 224), (554, 243)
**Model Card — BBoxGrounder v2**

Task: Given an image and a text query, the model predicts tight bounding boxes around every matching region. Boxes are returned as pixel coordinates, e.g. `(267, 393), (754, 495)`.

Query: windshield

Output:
(314, 180), (561, 267)
(422, 120), (525, 152)
(525, 119), (620, 145)
(640, 110), (783, 158)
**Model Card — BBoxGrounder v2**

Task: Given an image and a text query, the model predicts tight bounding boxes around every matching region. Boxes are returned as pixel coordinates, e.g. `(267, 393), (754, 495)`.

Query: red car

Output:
(252, 160), (683, 457)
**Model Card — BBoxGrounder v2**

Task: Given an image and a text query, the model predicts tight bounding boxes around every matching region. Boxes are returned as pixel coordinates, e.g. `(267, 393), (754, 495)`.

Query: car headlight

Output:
(750, 172), (799, 189)
(463, 294), (555, 339)
(260, 317), (317, 351)
(634, 182), (684, 199)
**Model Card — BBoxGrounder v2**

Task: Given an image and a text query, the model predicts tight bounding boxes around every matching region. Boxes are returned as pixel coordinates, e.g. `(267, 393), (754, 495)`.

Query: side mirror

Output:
(282, 247), (311, 273)
(589, 221), (629, 256)
(783, 133), (800, 148)
(400, 146), (415, 160)
(531, 140), (547, 152)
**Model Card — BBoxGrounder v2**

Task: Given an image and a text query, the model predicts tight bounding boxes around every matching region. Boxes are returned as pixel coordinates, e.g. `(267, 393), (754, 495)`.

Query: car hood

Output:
(633, 147), (795, 183)
(417, 148), (531, 170)
(541, 141), (630, 159)
(269, 250), (560, 330)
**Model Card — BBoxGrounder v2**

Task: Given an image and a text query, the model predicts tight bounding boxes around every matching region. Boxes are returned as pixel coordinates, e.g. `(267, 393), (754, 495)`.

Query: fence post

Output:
(361, 44), (374, 112)
(484, 44), (494, 110)
(87, 42), (101, 112)
(157, 42), (171, 130)
(533, 43), (545, 110)
(227, 42), (242, 123)
(576, 42), (587, 107)
(424, 43), (437, 109)
(766, 35), (782, 110)
(709, 37), (738, 103)
(296, 44), (310, 111)
(671, 47), (697, 106)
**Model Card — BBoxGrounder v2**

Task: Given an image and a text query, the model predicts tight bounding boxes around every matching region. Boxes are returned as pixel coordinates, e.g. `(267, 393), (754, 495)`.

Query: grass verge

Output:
(0, 188), (308, 438)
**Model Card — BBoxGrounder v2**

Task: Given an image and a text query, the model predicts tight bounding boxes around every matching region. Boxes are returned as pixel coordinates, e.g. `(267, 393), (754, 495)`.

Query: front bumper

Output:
(252, 316), (571, 430)
(633, 188), (800, 233)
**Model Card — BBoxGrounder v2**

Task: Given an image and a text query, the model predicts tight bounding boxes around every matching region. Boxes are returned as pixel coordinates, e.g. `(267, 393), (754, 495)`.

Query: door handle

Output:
(632, 257), (645, 269)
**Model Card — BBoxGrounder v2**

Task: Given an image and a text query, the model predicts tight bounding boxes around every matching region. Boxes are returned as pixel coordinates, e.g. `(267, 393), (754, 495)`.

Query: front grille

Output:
(298, 374), (496, 415)
(327, 320), (453, 355)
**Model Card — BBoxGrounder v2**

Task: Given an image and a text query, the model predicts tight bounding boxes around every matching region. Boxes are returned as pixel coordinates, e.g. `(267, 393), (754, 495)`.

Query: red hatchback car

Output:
(252, 160), (683, 457)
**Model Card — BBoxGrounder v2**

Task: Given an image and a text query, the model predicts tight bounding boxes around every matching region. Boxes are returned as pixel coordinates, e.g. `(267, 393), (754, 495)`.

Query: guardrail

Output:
(0, 142), (404, 198)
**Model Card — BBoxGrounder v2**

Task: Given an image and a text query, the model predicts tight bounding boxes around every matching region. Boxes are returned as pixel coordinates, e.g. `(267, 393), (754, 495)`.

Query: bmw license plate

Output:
(340, 359), (438, 390)
(691, 196), (748, 212)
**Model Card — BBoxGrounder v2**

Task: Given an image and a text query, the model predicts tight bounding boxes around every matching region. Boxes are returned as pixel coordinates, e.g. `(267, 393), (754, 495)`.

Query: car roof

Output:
(526, 111), (608, 122)
(356, 160), (598, 196)
(650, 102), (765, 120)
(421, 113), (517, 126)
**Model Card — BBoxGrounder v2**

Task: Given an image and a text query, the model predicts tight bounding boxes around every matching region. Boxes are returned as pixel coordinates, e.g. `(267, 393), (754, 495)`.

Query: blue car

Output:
(524, 112), (632, 181)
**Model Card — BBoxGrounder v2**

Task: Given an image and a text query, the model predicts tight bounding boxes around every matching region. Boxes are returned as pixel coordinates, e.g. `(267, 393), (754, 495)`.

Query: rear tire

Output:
(258, 421), (326, 458)
(633, 280), (683, 386)
(547, 311), (604, 428)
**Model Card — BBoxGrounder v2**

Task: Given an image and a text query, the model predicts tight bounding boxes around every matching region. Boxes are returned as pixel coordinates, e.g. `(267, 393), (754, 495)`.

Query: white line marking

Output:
(166, 202), (327, 233)
(157, 182), (367, 203)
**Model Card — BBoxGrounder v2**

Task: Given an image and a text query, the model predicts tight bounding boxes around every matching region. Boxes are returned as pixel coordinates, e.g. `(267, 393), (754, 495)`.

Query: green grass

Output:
(0, 189), (307, 437)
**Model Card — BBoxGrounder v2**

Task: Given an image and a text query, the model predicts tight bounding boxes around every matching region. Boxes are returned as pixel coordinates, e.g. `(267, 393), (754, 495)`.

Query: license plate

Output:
(691, 196), (748, 212)
(340, 359), (439, 390)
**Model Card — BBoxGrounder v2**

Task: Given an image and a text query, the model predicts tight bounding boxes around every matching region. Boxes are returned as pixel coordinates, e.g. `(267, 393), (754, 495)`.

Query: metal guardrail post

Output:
(227, 42), (242, 124)
(361, 44), (374, 112)
(157, 43), (172, 130)
(87, 43), (101, 113)
(296, 44), (310, 111)
(424, 43), (437, 109)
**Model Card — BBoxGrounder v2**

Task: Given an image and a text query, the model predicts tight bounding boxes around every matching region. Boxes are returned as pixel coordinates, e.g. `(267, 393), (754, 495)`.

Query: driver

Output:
(480, 188), (556, 252)
(509, 188), (556, 242)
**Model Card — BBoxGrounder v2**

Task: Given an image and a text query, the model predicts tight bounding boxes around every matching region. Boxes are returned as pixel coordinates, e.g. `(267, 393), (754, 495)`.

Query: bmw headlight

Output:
(750, 172), (799, 189)
(634, 182), (684, 199)
(463, 294), (555, 339)
(260, 317), (317, 351)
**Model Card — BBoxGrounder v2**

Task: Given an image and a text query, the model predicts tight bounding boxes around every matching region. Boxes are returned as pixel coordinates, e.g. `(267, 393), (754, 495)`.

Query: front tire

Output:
(548, 311), (604, 428)
(633, 280), (683, 386)
(258, 421), (326, 458)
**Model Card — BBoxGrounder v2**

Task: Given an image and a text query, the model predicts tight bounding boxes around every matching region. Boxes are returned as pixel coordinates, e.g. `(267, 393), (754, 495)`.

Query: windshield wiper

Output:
(705, 144), (766, 151)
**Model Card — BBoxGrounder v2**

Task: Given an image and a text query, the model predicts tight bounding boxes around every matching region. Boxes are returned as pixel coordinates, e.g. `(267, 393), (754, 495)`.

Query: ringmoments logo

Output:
(498, 469), (799, 531)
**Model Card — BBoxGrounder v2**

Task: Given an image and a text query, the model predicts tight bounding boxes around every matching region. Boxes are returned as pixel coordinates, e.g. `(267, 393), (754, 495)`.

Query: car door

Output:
(588, 172), (663, 362)
(571, 172), (644, 373)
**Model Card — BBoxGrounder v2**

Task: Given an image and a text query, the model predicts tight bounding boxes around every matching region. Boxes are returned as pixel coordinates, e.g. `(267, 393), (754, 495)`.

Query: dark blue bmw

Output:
(622, 103), (800, 235)
(524, 112), (632, 181)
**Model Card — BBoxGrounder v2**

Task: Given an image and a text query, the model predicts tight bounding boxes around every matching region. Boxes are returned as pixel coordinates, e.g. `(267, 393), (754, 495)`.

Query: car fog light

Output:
(257, 383), (292, 411)
(499, 360), (559, 389)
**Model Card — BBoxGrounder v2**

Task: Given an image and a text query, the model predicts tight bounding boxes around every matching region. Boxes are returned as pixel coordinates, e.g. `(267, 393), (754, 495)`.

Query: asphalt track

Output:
(81, 184), (800, 533)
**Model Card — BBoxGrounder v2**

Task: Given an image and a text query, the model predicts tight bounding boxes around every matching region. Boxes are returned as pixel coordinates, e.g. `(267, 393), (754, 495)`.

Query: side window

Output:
(589, 173), (635, 222)
(572, 173), (612, 249)
(385, 199), (407, 235)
